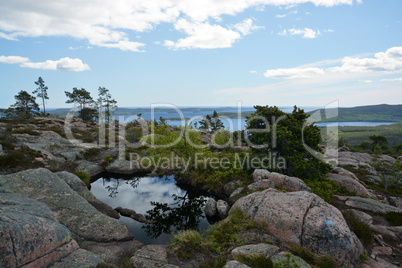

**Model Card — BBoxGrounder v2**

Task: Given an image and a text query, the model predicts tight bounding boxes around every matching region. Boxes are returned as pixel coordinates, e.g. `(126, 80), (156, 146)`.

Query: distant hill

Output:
(308, 104), (402, 123)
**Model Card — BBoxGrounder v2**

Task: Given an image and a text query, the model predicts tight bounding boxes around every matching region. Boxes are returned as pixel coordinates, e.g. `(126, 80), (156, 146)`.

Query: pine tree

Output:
(7, 90), (39, 117)
(97, 86), (117, 123)
(33, 77), (49, 116)
(65, 88), (95, 121)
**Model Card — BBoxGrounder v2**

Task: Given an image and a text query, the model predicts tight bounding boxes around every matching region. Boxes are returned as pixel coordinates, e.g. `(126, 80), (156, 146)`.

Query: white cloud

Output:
(279, 28), (320, 38)
(164, 18), (260, 50)
(381, 77), (402, 82)
(265, 67), (324, 79)
(0, 0), (360, 51)
(264, 46), (402, 79)
(0, 55), (90, 71)
(98, 39), (145, 52)
(250, 70), (258, 74)
(0, 55), (29, 64)
(0, 32), (18, 41)
(275, 9), (297, 18)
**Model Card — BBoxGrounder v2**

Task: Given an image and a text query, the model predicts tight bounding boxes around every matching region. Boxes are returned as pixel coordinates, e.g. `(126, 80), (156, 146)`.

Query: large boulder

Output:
(0, 185), (104, 268)
(231, 189), (363, 266)
(328, 173), (372, 197)
(0, 168), (133, 242)
(252, 169), (312, 192)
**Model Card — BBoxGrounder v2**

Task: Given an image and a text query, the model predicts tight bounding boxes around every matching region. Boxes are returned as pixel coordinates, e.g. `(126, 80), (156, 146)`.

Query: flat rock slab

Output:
(131, 245), (179, 268)
(343, 196), (402, 214)
(328, 173), (372, 197)
(0, 168), (133, 242)
(49, 249), (104, 268)
(231, 243), (279, 257)
(56, 171), (120, 219)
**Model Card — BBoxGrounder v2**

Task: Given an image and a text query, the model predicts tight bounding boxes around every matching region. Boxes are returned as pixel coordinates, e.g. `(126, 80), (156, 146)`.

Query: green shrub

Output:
(307, 179), (354, 203)
(342, 210), (373, 247)
(205, 207), (259, 254)
(75, 170), (91, 185)
(235, 254), (273, 268)
(289, 244), (335, 268)
(11, 128), (40, 136)
(83, 147), (102, 159)
(384, 212), (402, 226)
(170, 230), (204, 259)
(103, 155), (113, 164)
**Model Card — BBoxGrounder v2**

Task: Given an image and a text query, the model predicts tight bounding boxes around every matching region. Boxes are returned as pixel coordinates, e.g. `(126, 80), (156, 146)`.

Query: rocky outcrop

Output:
(106, 159), (139, 174)
(75, 160), (104, 177)
(49, 248), (104, 268)
(328, 173), (372, 197)
(131, 245), (179, 268)
(229, 244), (311, 268)
(56, 171), (120, 219)
(0, 184), (104, 268)
(335, 195), (402, 214)
(337, 151), (396, 171)
(231, 189), (363, 266)
(252, 169), (312, 192)
(79, 240), (143, 264)
(0, 168), (133, 242)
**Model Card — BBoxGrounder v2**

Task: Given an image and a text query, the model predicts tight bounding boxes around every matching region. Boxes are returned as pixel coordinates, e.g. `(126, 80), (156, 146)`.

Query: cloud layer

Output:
(264, 47), (402, 79)
(0, 56), (90, 71)
(0, 0), (361, 51)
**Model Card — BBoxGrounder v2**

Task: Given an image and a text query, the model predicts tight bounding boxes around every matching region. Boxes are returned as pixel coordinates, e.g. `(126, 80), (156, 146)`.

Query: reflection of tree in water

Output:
(104, 177), (140, 198)
(143, 193), (206, 238)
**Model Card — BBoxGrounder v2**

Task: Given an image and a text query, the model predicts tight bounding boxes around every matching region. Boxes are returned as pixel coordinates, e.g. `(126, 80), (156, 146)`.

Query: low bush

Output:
(384, 212), (402, 226)
(342, 210), (373, 247)
(75, 170), (91, 185)
(234, 254), (273, 268)
(307, 178), (354, 203)
(170, 230), (204, 259)
(289, 244), (335, 268)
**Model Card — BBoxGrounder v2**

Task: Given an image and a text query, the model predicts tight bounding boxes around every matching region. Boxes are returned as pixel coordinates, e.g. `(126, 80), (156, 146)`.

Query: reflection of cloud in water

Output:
(91, 175), (209, 245)
(91, 176), (186, 214)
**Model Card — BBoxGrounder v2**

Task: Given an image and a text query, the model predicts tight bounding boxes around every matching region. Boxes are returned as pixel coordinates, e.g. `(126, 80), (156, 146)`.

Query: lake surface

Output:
(315, 121), (396, 127)
(90, 175), (210, 245)
(114, 106), (396, 131)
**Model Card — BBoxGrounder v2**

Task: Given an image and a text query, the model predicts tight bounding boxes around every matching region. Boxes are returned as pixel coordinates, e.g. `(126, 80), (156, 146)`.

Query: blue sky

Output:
(0, 0), (401, 109)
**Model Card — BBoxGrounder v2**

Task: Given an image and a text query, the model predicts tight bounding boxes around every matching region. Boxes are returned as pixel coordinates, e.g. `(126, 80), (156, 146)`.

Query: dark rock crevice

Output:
(300, 198), (317, 247)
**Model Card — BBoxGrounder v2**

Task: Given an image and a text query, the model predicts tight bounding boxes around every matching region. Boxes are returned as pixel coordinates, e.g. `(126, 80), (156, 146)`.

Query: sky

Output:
(0, 0), (401, 109)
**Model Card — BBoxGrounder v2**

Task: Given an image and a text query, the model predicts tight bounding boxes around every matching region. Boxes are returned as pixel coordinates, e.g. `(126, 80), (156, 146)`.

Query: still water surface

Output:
(90, 175), (210, 245)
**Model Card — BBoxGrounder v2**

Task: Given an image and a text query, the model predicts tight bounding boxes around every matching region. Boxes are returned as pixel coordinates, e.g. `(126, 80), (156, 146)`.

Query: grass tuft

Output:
(235, 254), (273, 268)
